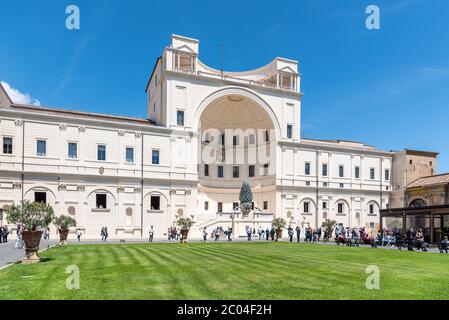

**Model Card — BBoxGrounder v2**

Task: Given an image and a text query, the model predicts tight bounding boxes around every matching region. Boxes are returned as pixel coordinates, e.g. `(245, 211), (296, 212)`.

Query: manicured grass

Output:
(1, 242), (449, 300)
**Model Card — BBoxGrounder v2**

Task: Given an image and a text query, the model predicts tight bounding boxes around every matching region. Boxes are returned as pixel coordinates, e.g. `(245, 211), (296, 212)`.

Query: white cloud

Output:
(1, 81), (41, 106)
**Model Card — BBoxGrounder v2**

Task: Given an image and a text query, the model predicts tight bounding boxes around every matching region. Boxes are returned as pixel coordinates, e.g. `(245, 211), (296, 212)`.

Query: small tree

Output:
(321, 219), (336, 239)
(272, 217), (287, 230)
(176, 215), (196, 230)
(53, 215), (77, 230)
(7, 201), (55, 231)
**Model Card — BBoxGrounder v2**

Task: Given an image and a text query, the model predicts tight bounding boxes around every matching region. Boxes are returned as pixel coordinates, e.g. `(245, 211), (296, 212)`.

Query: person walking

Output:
(100, 227), (105, 242)
(149, 225), (154, 242)
(270, 227), (275, 241)
(215, 228), (220, 241)
(416, 228), (424, 252)
(203, 227), (207, 242)
(246, 227), (252, 241)
(288, 226), (294, 242)
(265, 227), (270, 240)
(227, 227), (232, 241)
(104, 227), (108, 241)
(0, 226), (3, 243)
(76, 229), (82, 242)
(295, 225), (301, 243)
(258, 227), (262, 240)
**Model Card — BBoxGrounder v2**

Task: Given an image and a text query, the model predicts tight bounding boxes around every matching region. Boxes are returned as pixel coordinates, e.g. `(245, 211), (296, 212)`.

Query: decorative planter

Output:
(275, 229), (283, 241)
(180, 229), (189, 243)
(22, 230), (43, 264)
(59, 229), (69, 245)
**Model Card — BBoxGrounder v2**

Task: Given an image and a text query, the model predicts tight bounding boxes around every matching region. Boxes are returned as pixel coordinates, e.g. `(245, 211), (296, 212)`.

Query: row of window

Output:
(209, 201), (269, 213)
(2, 138), (161, 164)
(304, 162), (390, 181)
(203, 164), (270, 178)
(302, 201), (377, 214)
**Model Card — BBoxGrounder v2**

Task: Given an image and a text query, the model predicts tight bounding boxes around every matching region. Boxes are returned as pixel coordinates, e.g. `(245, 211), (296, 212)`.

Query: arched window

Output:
(409, 199), (427, 208)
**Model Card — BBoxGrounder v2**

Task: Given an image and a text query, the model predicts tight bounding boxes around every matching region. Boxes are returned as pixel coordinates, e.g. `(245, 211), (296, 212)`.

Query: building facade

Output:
(1, 34), (429, 240)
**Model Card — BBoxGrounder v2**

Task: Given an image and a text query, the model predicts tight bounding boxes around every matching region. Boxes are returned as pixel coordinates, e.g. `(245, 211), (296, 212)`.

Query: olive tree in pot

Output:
(272, 217), (287, 241)
(7, 201), (55, 264)
(53, 215), (77, 245)
(176, 215), (196, 243)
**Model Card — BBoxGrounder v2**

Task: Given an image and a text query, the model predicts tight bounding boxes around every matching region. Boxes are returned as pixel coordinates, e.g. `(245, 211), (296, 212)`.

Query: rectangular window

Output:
(249, 165), (255, 177)
(125, 147), (134, 163)
(233, 135), (239, 146)
(248, 134), (255, 145)
(323, 182), (328, 187)
(150, 196), (160, 210)
(152, 150), (160, 165)
(204, 164), (209, 176)
(68, 142), (77, 159)
(219, 134), (225, 145)
(339, 165), (344, 178)
(355, 166), (360, 179)
(385, 169), (390, 181)
(233, 202), (239, 210)
(304, 202), (309, 213)
(233, 166), (240, 178)
(322, 201), (327, 209)
(305, 162), (311, 175)
(177, 110), (185, 126)
(3, 137), (12, 154)
(217, 202), (223, 213)
(305, 181), (311, 186)
(287, 124), (293, 139)
(204, 201), (209, 210)
(97, 145), (106, 161)
(340, 183), (344, 188)
(264, 130), (270, 142)
(217, 165), (224, 178)
(369, 204), (374, 214)
(96, 194), (107, 209)
(370, 168), (375, 180)
(322, 164), (328, 177)
(263, 201), (268, 210)
(37, 140), (46, 156)
(263, 163), (269, 176)
(34, 192), (46, 204)
(338, 203), (344, 214)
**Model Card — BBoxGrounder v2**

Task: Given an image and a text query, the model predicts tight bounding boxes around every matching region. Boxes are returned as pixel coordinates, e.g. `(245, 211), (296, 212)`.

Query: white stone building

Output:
(0, 35), (402, 239)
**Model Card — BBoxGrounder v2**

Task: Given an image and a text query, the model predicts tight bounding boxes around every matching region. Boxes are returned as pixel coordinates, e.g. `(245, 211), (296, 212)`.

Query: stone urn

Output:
(180, 229), (189, 243)
(59, 229), (69, 245)
(21, 230), (43, 264)
(275, 228), (283, 241)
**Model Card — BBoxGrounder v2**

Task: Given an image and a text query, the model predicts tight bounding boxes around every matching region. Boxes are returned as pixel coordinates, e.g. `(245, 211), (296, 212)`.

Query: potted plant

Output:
(7, 201), (55, 264)
(321, 219), (337, 242)
(53, 215), (77, 245)
(272, 217), (287, 241)
(176, 215), (196, 243)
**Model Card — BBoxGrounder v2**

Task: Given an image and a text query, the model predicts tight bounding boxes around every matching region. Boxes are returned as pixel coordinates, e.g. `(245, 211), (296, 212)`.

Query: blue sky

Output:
(0, 0), (448, 173)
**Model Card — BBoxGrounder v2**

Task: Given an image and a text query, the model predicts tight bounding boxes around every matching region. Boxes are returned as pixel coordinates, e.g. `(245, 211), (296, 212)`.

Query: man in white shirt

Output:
(149, 226), (154, 242)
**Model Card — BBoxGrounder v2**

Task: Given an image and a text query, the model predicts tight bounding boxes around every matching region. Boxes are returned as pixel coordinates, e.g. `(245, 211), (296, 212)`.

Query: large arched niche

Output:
(196, 87), (278, 191)
(194, 86), (281, 139)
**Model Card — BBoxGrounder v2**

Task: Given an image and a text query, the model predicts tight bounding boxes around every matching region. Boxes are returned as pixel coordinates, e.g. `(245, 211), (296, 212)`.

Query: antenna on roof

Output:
(220, 42), (224, 78)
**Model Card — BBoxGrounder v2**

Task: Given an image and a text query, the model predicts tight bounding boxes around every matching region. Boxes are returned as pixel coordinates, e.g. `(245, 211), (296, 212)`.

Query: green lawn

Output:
(1, 242), (449, 300)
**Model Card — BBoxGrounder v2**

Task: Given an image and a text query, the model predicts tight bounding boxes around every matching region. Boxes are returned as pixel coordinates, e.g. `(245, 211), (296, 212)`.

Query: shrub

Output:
(53, 215), (77, 230)
(7, 201), (55, 231)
